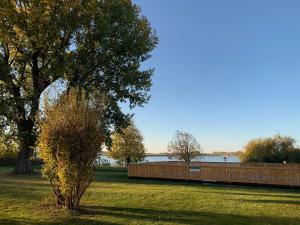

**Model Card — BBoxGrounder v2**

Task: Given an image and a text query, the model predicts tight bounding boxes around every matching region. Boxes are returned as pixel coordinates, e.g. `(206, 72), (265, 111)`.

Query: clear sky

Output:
(125, 0), (300, 153)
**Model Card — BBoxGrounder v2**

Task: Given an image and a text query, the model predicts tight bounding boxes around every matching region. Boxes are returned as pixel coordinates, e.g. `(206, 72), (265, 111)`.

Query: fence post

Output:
(186, 164), (189, 182)
(256, 168), (260, 185)
(229, 164), (232, 184)
(145, 165), (148, 179)
(289, 169), (293, 188)
(214, 167), (217, 183)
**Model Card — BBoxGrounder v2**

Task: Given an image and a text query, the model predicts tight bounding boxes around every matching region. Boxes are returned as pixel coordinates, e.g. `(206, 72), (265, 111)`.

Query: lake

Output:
(98, 155), (240, 166)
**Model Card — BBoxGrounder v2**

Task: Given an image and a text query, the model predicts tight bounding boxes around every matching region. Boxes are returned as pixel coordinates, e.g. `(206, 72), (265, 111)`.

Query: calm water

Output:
(98, 155), (240, 166)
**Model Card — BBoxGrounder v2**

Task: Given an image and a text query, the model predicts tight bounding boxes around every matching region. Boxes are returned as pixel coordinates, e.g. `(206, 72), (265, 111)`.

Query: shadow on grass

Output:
(94, 174), (300, 195)
(0, 178), (50, 201)
(0, 218), (121, 225)
(93, 168), (300, 192)
(79, 205), (300, 225)
(242, 199), (300, 205)
(196, 188), (300, 198)
(1, 205), (299, 225)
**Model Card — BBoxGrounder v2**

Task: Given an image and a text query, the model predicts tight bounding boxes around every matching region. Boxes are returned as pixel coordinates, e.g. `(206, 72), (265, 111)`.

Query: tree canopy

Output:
(167, 131), (202, 163)
(0, 0), (158, 173)
(109, 122), (146, 166)
(240, 135), (300, 163)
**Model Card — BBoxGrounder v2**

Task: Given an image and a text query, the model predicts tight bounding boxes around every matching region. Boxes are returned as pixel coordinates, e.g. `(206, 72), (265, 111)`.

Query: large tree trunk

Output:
(14, 54), (41, 174)
(125, 157), (131, 167)
(15, 146), (33, 174)
(14, 120), (35, 174)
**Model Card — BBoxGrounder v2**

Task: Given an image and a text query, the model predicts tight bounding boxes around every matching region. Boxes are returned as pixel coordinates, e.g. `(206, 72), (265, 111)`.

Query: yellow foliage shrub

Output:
(38, 88), (104, 211)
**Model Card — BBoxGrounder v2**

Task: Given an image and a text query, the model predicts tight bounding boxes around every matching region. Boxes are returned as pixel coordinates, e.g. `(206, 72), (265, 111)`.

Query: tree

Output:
(109, 122), (146, 166)
(167, 131), (202, 163)
(240, 135), (300, 163)
(288, 149), (300, 163)
(38, 88), (104, 211)
(0, 0), (158, 173)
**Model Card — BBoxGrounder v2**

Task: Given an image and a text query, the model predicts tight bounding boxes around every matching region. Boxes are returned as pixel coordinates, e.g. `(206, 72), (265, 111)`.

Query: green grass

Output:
(0, 166), (300, 225)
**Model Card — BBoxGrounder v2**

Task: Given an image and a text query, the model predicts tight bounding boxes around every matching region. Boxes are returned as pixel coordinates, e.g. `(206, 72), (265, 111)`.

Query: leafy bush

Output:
(38, 88), (104, 211)
(240, 135), (300, 163)
(0, 134), (18, 164)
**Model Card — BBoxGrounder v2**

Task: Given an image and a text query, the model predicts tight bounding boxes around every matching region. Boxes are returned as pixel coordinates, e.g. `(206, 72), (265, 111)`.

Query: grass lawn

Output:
(0, 166), (300, 225)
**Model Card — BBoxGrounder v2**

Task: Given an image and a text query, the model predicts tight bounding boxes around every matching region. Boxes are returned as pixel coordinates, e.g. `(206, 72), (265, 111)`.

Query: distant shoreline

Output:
(101, 152), (242, 157)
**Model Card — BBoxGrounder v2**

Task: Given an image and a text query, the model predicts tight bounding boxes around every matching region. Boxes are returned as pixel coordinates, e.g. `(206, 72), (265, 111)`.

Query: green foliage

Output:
(38, 88), (104, 211)
(168, 131), (202, 163)
(288, 148), (300, 163)
(0, 1), (83, 171)
(109, 122), (146, 166)
(240, 135), (300, 163)
(0, 0), (158, 173)
(0, 133), (18, 163)
(66, 0), (158, 147)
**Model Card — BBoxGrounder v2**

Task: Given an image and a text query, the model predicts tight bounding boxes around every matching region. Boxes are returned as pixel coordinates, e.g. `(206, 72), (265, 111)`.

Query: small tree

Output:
(109, 122), (146, 166)
(240, 135), (300, 163)
(167, 131), (202, 163)
(38, 88), (104, 211)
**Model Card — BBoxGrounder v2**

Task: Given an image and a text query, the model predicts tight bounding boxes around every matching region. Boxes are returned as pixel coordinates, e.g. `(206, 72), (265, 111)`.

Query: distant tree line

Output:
(210, 151), (243, 157)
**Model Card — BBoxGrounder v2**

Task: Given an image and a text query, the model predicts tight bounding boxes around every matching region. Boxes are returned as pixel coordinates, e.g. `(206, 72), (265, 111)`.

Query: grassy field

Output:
(0, 166), (300, 225)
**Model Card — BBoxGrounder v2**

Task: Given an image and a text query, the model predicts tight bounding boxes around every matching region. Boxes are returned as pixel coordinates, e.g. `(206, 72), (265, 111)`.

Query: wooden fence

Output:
(128, 162), (300, 187)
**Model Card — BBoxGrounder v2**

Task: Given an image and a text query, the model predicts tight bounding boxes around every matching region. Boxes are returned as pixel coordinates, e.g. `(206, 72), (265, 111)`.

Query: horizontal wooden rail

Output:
(128, 162), (300, 187)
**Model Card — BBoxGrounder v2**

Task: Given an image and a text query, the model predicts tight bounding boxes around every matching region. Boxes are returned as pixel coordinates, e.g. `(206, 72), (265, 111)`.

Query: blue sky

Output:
(126, 0), (300, 153)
